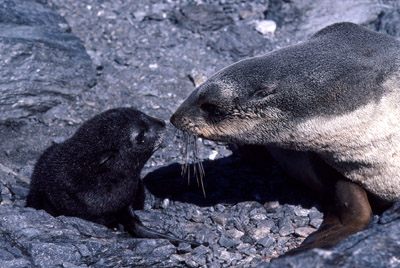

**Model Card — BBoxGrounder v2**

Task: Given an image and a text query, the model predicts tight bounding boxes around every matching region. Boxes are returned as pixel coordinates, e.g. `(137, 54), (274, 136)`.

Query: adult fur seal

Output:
(27, 108), (201, 246)
(170, 22), (400, 255)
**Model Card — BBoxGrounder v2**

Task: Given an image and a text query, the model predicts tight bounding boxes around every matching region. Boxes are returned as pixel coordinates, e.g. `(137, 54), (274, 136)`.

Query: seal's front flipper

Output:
(282, 179), (373, 257)
(121, 206), (205, 248)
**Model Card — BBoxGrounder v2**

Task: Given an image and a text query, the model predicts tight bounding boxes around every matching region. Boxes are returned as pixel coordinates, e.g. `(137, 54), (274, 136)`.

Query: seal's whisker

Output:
(191, 136), (206, 197)
(198, 161), (205, 180)
(192, 135), (199, 187)
(193, 159), (199, 186)
(197, 161), (206, 198)
(181, 133), (190, 180)
(179, 131), (206, 197)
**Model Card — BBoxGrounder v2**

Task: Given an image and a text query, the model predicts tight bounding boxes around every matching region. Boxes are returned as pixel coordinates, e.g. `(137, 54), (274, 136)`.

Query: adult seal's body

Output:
(171, 22), (400, 255)
(27, 108), (201, 246)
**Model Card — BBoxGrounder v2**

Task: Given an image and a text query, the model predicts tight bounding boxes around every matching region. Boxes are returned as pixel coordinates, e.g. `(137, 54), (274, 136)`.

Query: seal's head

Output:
(170, 22), (398, 147)
(69, 108), (166, 177)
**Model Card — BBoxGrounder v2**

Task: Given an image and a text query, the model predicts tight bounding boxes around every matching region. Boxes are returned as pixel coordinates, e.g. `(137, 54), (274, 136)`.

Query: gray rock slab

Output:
(0, 0), (96, 124)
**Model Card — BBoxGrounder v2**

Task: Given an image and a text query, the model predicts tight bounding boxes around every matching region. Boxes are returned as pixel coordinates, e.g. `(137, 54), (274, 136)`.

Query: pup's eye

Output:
(135, 130), (146, 144)
(253, 88), (277, 98)
(200, 103), (225, 117)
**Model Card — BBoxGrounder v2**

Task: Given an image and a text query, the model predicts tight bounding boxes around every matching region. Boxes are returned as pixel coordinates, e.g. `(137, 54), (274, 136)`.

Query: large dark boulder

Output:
(0, 0), (95, 125)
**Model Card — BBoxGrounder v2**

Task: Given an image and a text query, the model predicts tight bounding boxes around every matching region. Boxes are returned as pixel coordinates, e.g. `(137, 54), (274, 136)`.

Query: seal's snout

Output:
(154, 118), (166, 130)
(146, 115), (166, 132)
(170, 112), (178, 127)
(128, 113), (166, 149)
(148, 119), (166, 138)
(170, 108), (188, 131)
(170, 106), (186, 129)
(146, 117), (166, 149)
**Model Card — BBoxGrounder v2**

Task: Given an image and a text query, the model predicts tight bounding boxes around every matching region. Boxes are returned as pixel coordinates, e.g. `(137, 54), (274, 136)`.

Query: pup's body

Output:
(171, 22), (400, 255)
(27, 108), (200, 246)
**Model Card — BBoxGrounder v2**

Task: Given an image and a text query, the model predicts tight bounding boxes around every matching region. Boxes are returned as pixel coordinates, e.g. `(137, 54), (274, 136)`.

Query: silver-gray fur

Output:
(171, 22), (400, 202)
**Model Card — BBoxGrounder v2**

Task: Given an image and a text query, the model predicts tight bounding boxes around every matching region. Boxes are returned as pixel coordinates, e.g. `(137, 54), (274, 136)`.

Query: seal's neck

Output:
(285, 88), (400, 166)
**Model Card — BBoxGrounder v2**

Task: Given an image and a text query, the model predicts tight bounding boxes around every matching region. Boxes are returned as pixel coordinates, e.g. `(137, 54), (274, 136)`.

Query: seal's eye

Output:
(253, 88), (277, 99)
(135, 130), (146, 144)
(200, 103), (225, 117)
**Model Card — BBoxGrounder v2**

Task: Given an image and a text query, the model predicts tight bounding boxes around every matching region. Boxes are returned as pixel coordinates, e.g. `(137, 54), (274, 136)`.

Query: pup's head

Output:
(66, 107), (166, 178)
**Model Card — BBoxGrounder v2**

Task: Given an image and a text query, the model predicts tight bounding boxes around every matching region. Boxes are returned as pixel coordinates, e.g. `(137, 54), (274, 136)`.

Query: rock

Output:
(171, 4), (233, 33)
(310, 218), (323, 228)
(309, 209), (324, 228)
(266, 0), (399, 36)
(375, 9), (400, 37)
(259, 201), (400, 267)
(208, 24), (270, 58)
(278, 218), (294, 237)
(188, 69), (208, 87)
(211, 213), (228, 226)
(254, 20), (277, 37)
(257, 236), (275, 248)
(250, 225), (272, 240)
(264, 201), (280, 213)
(241, 234), (256, 245)
(0, 206), (181, 268)
(294, 227), (316, 237)
(265, 0), (304, 29)
(132, 10), (147, 22)
(218, 236), (238, 248)
(293, 207), (310, 217)
(177, 242), (192, 254)
(225, 229), (244, 240)
(0, 0), (95, 125)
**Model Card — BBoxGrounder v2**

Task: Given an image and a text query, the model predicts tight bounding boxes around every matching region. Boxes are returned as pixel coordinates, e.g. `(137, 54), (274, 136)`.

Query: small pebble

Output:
(255, 20), (277, 37)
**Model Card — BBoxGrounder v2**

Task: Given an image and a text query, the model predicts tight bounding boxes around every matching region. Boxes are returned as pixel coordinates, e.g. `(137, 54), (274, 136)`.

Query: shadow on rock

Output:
(144, 145), (321, 210)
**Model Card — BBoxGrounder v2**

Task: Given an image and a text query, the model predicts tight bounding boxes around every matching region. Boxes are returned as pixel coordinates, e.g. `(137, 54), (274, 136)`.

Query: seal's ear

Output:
(252, 87), (277, 99)
(98, 151), (117, 166)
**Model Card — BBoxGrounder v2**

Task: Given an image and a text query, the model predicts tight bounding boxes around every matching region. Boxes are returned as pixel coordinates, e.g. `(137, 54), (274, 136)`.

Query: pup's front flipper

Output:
(282, 179), (373, 257)
(120, 206), (206, 248)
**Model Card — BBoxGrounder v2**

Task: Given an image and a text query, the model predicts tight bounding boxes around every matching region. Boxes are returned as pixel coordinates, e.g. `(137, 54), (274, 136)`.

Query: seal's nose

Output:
(155, 118), (166, 128)
(146, 114), (166, 130)
(170, 112), (177, 127)
(149, 118), (166, 136)
(170, 105), (186, 128)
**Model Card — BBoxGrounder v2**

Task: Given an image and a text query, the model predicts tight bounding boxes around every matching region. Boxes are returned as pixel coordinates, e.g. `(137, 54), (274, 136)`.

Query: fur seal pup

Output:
(26, 108), (201, 247)
(170, 22), (400, 255)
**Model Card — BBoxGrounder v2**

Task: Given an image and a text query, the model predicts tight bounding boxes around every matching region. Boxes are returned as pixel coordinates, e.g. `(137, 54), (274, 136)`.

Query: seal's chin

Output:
(153, 133), (166, 152)
(190, 128), (234, 144)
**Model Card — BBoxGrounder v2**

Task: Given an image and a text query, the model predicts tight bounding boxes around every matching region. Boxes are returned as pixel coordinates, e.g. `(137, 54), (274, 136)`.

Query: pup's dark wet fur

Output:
(26, 108), (201, 246)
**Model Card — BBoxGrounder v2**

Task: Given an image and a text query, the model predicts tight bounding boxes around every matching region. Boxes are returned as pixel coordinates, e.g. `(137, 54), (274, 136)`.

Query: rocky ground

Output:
(1, 0), (400, 267)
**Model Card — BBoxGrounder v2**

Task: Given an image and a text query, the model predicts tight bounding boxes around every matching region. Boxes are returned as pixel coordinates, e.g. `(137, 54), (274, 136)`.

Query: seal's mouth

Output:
(170, 114), (211, 140)
(153, 131), (166, 152)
